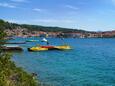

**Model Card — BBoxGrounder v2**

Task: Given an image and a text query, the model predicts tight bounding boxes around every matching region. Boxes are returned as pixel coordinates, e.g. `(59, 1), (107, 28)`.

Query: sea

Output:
(9, 37), (115, 86)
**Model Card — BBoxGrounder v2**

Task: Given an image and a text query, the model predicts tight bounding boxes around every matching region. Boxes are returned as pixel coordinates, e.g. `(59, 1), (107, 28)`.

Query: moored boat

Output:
(1, 45), (23, 51)
(28, 46), (48, 51)
(55, 45), (71, 50)
(28, 45), (72, 51)
(26, 40), (39, 42)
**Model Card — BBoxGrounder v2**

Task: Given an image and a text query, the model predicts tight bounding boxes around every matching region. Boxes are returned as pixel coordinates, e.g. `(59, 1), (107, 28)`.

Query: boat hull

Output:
(1, 46), (23, 51)
(28, 45), (71, 51)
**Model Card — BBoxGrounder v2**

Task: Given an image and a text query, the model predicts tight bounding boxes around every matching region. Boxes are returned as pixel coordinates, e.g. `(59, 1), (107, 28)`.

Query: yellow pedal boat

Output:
(28, 47), (48, 51)
(28, 45), (72, 51)
(54, 45), (71, 50)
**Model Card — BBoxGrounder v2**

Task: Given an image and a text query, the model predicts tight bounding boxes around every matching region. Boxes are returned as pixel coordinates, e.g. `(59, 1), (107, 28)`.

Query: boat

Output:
(26, 40), (39, 42)
(28, 38), (72, 51)
(28, 46), (55, 51)
(28, 45), (71, 51)
(1, 45), (23, 51)
(54, 45), (71, 50)
(28, 46), (48, 51)
(0, 42), (26, 44)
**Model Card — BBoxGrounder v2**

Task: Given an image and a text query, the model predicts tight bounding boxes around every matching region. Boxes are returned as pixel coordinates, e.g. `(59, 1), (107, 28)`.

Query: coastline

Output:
(0, 52), (39, 86)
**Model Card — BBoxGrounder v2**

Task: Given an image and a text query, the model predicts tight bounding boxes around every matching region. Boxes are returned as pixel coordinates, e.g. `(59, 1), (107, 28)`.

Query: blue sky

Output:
(0, 0), (115, 31)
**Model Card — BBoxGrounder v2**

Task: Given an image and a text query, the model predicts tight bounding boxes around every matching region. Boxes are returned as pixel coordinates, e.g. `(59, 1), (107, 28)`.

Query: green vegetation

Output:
(0, 20), (7, 40)
(0, 19), (87, 33)
(21, 24), (87, 33)
(0, 53), (38, 86)
(0, 26), (39, 86)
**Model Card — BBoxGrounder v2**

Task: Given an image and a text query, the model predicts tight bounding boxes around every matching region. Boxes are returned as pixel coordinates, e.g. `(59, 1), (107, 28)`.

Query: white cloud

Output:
(65, 5), (79, 10)
(33, 8), (42, 12)
(112, 0), (115, 4)
(103, 0), (115, 5)
(6, 19), (29, 24)
(6, 19), (18, 23)
(0, 3), (16, 8)
(34, 19), (75, 23)
(10, 0), (28, 2)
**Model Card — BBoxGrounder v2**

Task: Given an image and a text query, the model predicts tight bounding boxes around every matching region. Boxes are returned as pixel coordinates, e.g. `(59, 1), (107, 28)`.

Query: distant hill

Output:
(0, 19), (88, 33)
(1, 19), (115, 38)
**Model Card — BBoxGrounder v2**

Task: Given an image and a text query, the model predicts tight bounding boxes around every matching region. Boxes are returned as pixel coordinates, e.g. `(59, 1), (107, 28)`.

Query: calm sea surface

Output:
(10, 37), (115, 86)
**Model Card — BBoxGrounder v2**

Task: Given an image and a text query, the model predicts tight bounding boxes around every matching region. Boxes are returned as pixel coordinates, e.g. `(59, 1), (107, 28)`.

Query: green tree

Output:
(0, 21), (39, 86)
(0, 19), (7, 40)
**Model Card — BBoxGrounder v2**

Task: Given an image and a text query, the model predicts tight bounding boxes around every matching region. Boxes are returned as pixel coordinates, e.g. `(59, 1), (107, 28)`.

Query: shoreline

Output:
(0, 52), (39, 86)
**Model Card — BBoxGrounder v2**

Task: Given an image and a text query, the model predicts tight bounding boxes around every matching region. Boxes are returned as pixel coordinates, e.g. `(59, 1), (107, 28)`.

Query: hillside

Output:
(0, 19), (87, 33)
(1, 19), (115, 38)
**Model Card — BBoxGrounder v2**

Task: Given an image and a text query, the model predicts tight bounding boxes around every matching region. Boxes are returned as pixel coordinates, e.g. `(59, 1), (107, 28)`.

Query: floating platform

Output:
(0, 42), (26, 44)
(1, 45), (23, 51)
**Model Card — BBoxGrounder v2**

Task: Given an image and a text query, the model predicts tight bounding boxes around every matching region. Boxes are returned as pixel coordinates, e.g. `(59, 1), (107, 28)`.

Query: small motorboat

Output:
(26, 40), (39, 42)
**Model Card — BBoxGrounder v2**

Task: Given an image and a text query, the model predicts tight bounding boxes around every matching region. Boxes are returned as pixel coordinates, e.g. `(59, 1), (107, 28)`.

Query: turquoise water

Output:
(11, 38), (115, 86)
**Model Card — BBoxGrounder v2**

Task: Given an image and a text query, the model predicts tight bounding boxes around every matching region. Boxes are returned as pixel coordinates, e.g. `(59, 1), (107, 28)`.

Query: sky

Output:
(0, 0), (115, 31)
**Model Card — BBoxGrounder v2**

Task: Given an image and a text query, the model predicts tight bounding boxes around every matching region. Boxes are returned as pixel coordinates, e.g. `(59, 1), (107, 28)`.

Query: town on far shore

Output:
(1, 19), (115, 38)
(5, 28), (115, 38)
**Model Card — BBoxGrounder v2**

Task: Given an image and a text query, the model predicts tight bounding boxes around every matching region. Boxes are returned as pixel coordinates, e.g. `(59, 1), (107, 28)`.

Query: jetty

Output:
(0, 42), (26, 44)
(1, 45), (23, 51)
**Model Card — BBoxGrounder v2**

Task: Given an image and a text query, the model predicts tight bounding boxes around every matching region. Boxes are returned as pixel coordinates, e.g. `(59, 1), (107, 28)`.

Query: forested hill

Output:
(0, 19), (88, 33)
